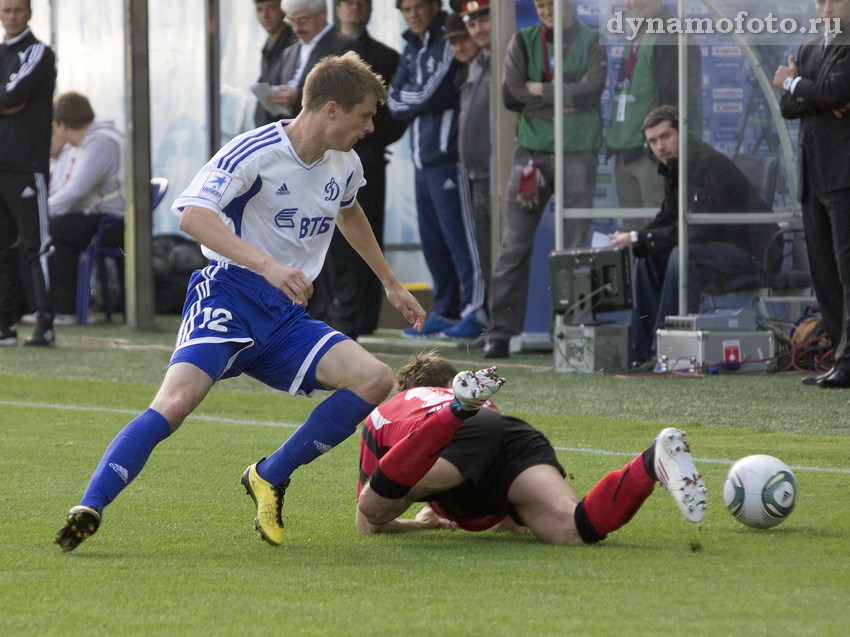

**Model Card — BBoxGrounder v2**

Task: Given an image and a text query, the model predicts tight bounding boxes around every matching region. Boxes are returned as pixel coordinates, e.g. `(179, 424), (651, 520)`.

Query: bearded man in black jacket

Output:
(609, 106), (776, 366)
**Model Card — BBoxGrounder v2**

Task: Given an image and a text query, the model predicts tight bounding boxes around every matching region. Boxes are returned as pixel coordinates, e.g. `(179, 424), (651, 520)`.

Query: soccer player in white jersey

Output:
(54, 51), (427, 552)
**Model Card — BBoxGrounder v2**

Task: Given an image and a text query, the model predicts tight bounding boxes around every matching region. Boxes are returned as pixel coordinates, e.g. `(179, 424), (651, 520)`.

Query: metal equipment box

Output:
(656, 329), (775, 374)
(553, 324), (630, 374)
(663, 308), (757, 332)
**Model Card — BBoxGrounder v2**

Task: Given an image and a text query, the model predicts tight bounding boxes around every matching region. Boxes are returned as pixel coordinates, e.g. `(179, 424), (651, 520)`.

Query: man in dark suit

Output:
(272, 0), (357, 321)
(327, 0), (408, 339)
(253, 0), (296, 127)
(272, 0), (355, 121)
(775, 0), (850, 388)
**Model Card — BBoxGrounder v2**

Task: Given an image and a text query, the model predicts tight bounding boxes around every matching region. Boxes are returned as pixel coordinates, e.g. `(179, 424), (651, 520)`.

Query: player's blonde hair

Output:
(302, 51), (387, 113)
(393, 350), (458, 392)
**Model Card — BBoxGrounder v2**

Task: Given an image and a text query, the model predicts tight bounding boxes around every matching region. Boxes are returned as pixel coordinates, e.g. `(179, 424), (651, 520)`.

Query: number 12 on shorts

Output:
(198, 307), (232, 332)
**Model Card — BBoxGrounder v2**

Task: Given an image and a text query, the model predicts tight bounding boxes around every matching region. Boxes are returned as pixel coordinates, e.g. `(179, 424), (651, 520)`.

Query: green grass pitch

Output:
(1, 319), (848, 635)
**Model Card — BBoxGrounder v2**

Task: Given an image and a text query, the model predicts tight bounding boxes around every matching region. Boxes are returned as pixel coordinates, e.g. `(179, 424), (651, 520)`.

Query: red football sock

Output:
(581, 453), (656, 538)
(376, 405), (465, 488)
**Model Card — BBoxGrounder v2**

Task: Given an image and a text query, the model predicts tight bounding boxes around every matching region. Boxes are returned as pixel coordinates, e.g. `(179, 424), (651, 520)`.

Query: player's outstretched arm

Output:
(413, 506), (458, 530)
(384, 283), (426, 332)
(356, 484), (421, 534)
(355, 492), (456, 534)
(337, 202), (426, 331)
(178, 205), (312, 305)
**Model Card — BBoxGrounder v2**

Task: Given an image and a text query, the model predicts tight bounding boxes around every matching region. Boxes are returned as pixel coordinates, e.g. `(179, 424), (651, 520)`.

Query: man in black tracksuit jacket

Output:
(0, 0), (56, 346)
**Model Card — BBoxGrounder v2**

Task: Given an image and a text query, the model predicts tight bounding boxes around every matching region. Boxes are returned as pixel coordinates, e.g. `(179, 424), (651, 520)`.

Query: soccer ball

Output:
(723, 455), (797, 528)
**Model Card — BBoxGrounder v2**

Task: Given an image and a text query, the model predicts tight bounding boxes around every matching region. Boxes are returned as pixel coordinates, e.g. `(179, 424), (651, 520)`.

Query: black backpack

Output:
(152, 234), (207, 313)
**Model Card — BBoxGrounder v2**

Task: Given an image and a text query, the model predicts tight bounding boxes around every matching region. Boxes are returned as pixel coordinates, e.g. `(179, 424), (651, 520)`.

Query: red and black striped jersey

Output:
(357, 387), (497, 498)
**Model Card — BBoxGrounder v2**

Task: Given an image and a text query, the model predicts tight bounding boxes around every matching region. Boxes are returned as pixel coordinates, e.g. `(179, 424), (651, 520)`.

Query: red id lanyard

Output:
(621, 38), (642, 82)
(540, 26), (577, 82)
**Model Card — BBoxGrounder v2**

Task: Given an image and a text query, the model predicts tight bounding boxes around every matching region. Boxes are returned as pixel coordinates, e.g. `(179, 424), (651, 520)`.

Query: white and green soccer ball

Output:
(723, 455), (797, 529)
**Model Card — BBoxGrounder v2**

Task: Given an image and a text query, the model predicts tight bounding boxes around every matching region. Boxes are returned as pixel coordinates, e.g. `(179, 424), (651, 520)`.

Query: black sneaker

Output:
(0, 325), (17, 347)
(458, 333), (488, 350)
(482, 339), (510, 359)
(23, 324), (55, 346)
(54, 506), (101, 552)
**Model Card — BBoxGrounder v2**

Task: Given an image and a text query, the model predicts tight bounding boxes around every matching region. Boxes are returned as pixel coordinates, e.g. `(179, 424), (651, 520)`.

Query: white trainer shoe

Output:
(653, 427), (707, 523)
(452, 366), (505, 411)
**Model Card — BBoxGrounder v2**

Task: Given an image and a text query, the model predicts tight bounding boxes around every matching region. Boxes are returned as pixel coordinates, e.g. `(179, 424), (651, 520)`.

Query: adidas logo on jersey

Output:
(109, 462), (129, 484)
(21, 186), (35, 198)
(275, 182), (290, 196)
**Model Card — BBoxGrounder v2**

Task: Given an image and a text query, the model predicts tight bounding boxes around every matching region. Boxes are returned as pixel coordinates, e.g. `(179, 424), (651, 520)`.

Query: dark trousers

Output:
(631, 243), (759, 362)
(801, 185), (850, 367)
(0, 171), (52, 327)
(324, 148), (387, 339)
(414, 161), (485, 320)
(48, 213), (123, 315)
(488, 147), (595, 340)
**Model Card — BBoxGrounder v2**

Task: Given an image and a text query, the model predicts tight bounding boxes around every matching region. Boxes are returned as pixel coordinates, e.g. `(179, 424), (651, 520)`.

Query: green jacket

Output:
(605, 5), (703, 154)
(604, 31), (662, 151)
(503, 21), (605, 154)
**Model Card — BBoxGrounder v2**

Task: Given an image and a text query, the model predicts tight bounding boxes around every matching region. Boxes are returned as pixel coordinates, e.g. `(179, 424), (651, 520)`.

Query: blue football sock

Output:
(257, 389), (375, 485)
(80, 409), (172, 511)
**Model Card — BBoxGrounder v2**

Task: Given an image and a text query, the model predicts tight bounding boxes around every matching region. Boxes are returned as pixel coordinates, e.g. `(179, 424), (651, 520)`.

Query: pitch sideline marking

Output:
(3, 399), (849, 475)
(0, 400), (294, 429)
(553, 446), (850, 475)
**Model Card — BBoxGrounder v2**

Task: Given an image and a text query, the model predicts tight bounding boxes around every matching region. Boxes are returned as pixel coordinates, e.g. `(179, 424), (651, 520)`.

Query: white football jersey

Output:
(172, 121), (365, 280)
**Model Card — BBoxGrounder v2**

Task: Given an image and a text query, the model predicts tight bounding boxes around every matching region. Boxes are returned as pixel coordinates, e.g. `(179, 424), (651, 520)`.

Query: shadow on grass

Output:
(725, 524), (840, 539)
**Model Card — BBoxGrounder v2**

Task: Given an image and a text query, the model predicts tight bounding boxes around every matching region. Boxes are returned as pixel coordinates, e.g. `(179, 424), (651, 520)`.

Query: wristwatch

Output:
(782, 76), (794, 91)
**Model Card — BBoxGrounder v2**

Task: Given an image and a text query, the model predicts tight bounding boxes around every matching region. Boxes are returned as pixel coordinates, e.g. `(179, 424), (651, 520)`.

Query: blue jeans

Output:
(631, 242), (759, 361)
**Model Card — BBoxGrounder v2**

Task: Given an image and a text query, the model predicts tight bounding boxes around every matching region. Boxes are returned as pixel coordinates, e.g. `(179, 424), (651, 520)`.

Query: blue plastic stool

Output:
(75, 215), (125, 325)
(74, 178), (169, 324)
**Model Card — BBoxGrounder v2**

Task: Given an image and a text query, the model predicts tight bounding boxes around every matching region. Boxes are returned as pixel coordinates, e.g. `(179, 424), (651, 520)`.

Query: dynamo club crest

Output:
(324, 177), (340, 202)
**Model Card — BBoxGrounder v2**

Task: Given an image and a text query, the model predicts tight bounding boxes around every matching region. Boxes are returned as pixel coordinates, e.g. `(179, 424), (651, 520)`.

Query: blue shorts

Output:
(169, 261), (347, 396)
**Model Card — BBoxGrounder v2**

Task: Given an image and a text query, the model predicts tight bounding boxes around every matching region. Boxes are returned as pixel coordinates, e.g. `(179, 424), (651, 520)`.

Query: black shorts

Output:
(423, 409), (565, 526)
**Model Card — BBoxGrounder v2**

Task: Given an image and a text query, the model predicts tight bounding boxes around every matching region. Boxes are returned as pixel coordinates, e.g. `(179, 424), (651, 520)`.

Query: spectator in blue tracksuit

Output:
(388, 0), (486, 340)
